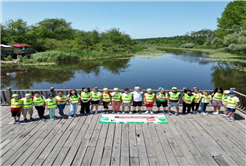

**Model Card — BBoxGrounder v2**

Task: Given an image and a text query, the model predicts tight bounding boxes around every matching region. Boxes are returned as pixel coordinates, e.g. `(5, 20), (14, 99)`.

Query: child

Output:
(121, 88), (132, 114)
(200, 91), (212, 115)
(111, 88), (121, 114)
(91, 87), (101, 114)
(167, 87), (181, 116)
(101, 88), (111, 114)
(211, 87), (224, 115)
(226, 91), (239, 122)
(45, 94), (57, 120)
(222, 90), (230, 116)
(67, 89), (80, 119)
(131, 86), (143, 114)
(80, 87), (92, 115)
(191, 88), (201, 114)
(11, 94), (23, 124)
(156, 87), (168, 113)
(33, 91), (46, 121)
(144, 88), (155, 114)
(56, 91), (67, 118)
(182, 89), (194, 114)
(21, 93), (34, 122)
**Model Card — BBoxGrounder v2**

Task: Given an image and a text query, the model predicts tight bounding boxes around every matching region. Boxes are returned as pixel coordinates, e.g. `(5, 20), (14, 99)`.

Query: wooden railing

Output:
(1, 87), (245, 114)
(1, 49), (36, 56)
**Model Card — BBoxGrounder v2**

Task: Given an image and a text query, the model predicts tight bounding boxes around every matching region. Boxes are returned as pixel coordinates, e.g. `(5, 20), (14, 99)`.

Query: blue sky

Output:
(1, 1), (230, 39)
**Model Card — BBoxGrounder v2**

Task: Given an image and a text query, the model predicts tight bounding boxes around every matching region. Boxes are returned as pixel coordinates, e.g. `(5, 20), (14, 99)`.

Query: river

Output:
(1, 49), (246, 94)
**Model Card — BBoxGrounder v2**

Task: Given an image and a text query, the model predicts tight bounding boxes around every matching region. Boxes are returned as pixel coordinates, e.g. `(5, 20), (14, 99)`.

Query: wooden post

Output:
(182, 87), (186, 96)
(6, 87), (12, 106)
(50, 87), (55, 96)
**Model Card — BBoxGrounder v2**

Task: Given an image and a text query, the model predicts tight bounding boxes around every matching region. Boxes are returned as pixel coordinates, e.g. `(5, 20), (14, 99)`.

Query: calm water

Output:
(1, 49), (246, 93)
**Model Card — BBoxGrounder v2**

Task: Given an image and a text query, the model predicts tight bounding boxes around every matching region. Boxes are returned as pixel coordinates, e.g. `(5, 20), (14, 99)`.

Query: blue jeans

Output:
(57, 104), (66, 116)
(201, 103), (208, 112)
(68, 103), (78, 117)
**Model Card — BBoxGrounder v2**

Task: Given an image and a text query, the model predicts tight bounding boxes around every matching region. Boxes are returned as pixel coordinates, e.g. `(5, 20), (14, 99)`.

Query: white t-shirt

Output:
(131, 91), (143, 102)
(227, 96), (239, 108)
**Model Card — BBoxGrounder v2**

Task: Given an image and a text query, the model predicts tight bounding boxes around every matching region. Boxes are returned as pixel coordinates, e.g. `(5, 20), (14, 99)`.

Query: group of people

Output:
(10, 86), (239, 124)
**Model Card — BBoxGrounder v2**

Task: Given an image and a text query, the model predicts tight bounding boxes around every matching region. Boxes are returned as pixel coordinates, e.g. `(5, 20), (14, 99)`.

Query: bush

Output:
(180, 43), (194, 48)
(4, 55), (13, 61)
(227, 44), (246, 55)
(31, 51), (80, 62)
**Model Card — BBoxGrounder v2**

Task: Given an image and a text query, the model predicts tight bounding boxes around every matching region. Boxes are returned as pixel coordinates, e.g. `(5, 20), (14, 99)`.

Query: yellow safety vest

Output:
(169, 92), (180, 101)
(33, 96), (45, 105)
(122, 93), (132, 103)
(69, 94), (80, 104)
(222, 95), (228, 104)
(156, 92), (167, 102)
(11, 99), (22, 108)
(21, 98), (33, 108)
(145, 93), (155, 102)
(213, 93), (223, 101)
(56, 95), (67, 104)
(102, 93), (111, 102)
(227, 97), (237, 107)
(91, 92), (101, 101)
(112, 92), (121, 101)
(193, 93), (201, 102)
(81, 92), (91, 100)
(184, 94), (194, 103)
(202, 95), (211, 103)
(45, 98), (57, 108)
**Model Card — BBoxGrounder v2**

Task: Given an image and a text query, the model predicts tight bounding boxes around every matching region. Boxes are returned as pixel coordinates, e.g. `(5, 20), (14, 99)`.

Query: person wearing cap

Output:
(80, 87), (92, 115)
(182, 89), (194, 114)
(21, 93), (34, 122)
(101, 88), (111, 114)
(131, 85), (144, 114)
(10, 94), (23, 124)
(226, 91), (239, 122)
(144, 88), (155, 114)
(45, 94), (57, 120)
(191, 88), (202, 114)
(111, 88), (121, 114)
(33, 91), (46, 121)
(167, 87), (181, 116)
(55, 91), (67, 118)
(222, 90), (230, 116)
(91, 87), (102, 114)
(67, 89), (80, 119)
(121, 88), (132, 114)
(156, 87), (168, 113)
(211, 87), (224, 115)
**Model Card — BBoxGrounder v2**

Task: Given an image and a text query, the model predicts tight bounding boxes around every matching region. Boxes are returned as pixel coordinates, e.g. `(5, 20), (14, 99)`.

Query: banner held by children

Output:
(100, 114), (168, 124)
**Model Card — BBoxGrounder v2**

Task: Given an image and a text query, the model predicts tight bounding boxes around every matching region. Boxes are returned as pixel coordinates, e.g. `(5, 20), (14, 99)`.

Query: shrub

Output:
(4, 55), (13, 61)
(180, 43), (194, 48)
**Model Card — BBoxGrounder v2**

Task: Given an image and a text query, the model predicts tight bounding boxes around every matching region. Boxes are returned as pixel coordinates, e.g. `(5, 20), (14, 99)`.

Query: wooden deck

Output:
(0, 105), (245, 166)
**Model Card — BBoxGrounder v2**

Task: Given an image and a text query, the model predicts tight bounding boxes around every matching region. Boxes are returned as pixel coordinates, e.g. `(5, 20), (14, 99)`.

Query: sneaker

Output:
(129, 111), (133, 114)
(229, 117), (235, 122)
(41, 118), (46, 122)
(175, 112), (179, 116)
(95, 111), (98, 114)
(112, 111), (115, 114)
(122, 111), (125, 115)
(13, 121), (16, 124)
(30, 118), (34, 121)
(50, 118), (53, 120)
(90, 111), (93, 114)
(74, 114), (76, 117)
(201, 112), (207, 115)
(138, 110), (142, 114)
(118, 111), (121, 114)
(16, 121), (20, 124)
(192, 111), (197, 114)
(68, 116), (72, 119)
(23, 118), (28, 122)
(150, 111), (154, 114)
(145, 110), (149, 114)
(212, 112), (219, 115)
(167, 112), (171, 115)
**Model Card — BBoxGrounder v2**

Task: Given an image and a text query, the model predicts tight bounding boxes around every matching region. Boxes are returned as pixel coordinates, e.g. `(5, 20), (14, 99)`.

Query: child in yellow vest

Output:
(222, 90), (230, 117)
(45, 94), (57, 120)
(201, 91), (212, 115)
(111, 88), (121, 114)
(191, 88), (201, 114)
(55, 91), (67, 118)
(211, 87), (224, 115)
(21, 93), (34, 122)
(121, 88), (132, 114)
(182, 89), (194, 114)
(91, 87), (102, 114)
(144, 88), (155, 114)
(11, 94), (23, 124)
(101, 88), (111, 114)
(226, 91), (239, 122)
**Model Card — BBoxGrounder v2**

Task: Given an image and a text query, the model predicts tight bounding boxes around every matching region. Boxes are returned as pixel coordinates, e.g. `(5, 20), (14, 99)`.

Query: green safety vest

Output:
(213, 93), (223, 101)
(21, 98), (33, 108)
(102, 93), (111, 102)
(227, 97), (237, 107)
(169, 92), (180, 101)
(156, 92), (167, 102)
(222, 94), (228, 104)
(56, 95), (67, 105)
(112, 92), (121, 101)
(193, 93), (201, 102)
(11, 99), (22, 108)
(33, 96), (45, 105)
(81, 92), (91, 100)
(45, 98), (57, 108)
(201, 95), (211, 103)
(122, 93), (132, 103)
(91, 92), (101, 101)
(184, 94), (194, 103)
(69, 94), (80, 103)
(145, 93), (155, 102)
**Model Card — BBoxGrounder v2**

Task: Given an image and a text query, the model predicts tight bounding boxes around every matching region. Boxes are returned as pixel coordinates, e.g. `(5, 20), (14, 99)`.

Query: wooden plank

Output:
(110, 123), (122, 166)
(121, 124), (129, 166)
